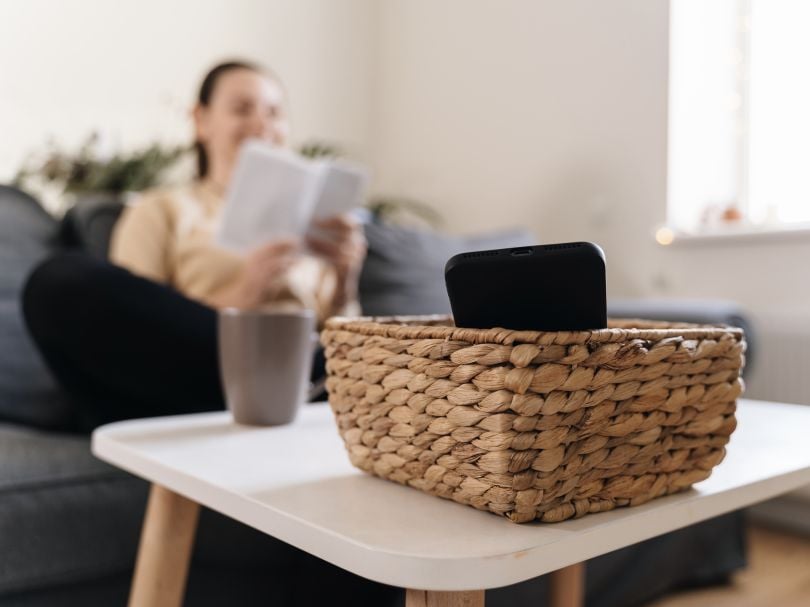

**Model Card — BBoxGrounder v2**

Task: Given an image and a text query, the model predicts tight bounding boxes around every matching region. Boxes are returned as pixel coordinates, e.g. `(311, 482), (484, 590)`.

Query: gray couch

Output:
(0, 185), (752, 606)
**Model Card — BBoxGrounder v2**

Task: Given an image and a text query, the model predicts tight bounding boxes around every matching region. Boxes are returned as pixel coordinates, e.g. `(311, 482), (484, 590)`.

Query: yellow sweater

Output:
(109, 182), (359, 324)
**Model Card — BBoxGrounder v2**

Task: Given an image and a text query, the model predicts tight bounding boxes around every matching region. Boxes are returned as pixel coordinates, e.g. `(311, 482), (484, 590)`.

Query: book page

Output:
(216, 140), (321, 253)
(312, 159), (369, 220)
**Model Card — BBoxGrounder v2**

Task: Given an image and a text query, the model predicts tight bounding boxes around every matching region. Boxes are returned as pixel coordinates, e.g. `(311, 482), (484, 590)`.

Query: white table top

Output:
(92, 399), (810, 591)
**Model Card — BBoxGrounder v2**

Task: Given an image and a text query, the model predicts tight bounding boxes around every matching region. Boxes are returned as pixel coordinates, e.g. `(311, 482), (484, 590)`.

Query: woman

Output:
(112, 61), (365, 315)
(23, 61), (366, 431)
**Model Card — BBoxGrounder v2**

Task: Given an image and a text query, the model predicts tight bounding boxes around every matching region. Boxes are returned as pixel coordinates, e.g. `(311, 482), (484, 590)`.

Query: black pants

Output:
(23, 253), (324, 432)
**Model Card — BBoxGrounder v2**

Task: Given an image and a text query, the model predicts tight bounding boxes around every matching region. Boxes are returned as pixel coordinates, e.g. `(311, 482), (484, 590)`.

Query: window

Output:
(668, 0), (810, 235)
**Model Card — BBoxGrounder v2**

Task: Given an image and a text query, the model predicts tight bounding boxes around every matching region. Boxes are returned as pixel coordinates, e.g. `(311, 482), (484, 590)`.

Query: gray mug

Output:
(218, 308), (317, 426)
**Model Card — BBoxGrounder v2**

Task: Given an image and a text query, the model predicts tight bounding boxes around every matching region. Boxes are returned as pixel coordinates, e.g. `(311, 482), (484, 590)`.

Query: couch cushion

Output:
(359, 221), (534, 316)
(0, 423), (146, 595)
(0, 186), (71, 429)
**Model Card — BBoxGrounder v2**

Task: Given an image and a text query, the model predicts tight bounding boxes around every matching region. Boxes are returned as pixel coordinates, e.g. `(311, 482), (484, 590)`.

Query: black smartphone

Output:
(444, 242), (607, 331)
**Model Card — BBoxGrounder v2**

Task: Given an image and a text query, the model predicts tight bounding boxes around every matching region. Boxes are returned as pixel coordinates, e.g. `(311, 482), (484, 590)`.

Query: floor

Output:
(650, 524), (810, 607)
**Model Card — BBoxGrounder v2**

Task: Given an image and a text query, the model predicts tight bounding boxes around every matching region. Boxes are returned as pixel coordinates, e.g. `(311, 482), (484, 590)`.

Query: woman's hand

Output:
(212, 238), (300, 309)
(306, 214), (367, 309)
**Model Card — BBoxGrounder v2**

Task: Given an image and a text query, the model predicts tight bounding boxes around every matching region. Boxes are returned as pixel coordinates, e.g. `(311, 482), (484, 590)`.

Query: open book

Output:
(216, 139), (369, 253)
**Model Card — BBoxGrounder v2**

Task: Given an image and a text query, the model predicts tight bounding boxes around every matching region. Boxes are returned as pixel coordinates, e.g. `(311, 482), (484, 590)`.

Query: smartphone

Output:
(444, 242), (607, 331)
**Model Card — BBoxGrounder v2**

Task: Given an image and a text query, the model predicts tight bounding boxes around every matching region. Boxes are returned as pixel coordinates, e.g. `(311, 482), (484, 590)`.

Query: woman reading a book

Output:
(22, 61), (366, 431)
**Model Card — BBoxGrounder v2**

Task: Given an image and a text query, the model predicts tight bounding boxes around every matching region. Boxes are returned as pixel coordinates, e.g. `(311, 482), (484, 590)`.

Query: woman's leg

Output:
(22, 253), (224, 431)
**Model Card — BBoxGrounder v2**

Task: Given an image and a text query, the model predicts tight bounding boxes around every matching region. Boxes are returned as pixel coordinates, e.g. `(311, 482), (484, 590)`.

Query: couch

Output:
(0, 185), (753, 606)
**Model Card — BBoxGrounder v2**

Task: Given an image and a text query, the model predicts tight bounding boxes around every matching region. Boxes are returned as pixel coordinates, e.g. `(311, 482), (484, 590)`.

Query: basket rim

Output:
(323, 315), (745, 346)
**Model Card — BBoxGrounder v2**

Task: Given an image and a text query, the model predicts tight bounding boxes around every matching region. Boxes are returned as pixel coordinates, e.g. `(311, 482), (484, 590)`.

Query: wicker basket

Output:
(321, 316), (745, 523)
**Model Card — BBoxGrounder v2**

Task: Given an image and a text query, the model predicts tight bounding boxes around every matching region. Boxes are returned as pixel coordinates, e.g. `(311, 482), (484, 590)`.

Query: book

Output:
(216, 139), (369, 253)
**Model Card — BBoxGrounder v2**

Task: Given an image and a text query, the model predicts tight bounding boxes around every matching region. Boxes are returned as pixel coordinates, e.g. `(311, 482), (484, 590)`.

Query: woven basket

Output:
(321, 316), (745, 523)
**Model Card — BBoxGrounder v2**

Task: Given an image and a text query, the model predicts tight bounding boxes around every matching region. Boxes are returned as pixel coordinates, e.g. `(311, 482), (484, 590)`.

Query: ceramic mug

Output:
(218, 308), (317, 426)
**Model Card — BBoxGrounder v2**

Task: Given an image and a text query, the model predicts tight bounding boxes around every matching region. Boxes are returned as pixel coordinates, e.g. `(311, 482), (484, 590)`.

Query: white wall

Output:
(0, 0), (377, 180)
(372, 0), (671, 293)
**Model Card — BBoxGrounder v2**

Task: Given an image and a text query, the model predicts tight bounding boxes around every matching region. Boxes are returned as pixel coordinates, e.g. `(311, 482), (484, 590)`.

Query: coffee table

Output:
(92, 399), (810, 607)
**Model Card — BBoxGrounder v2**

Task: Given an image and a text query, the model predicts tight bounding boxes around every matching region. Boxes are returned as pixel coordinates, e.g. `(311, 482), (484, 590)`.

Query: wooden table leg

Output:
(128, 484), (201, 607)
(548, 562), (585, 607)
(406, 588), (485, 607)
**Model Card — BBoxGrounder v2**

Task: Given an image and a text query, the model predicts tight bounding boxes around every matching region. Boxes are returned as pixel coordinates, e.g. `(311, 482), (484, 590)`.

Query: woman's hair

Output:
(195, 60), (262, 178)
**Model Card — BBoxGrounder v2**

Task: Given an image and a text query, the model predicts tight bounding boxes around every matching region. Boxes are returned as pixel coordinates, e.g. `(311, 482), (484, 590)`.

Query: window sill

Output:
(658, 222), (810, 246)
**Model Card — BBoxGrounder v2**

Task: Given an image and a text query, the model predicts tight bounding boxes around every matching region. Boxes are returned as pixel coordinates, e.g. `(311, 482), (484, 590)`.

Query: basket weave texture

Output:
(321, 316), (745, 523)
